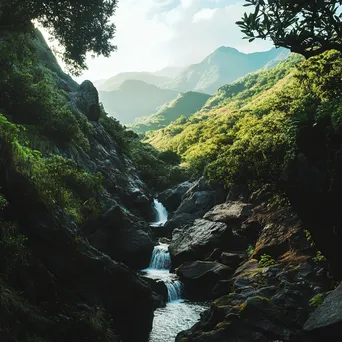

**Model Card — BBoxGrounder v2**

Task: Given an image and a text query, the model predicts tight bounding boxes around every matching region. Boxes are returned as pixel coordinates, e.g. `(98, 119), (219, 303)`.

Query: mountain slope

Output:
(129, 91), (211, 133)
(98, 71), (171, 91)
(99, 80), (178, 124)
(168, 46), (290, 94)
(0, 28), (188, 342)
(146, 54), (302, 161)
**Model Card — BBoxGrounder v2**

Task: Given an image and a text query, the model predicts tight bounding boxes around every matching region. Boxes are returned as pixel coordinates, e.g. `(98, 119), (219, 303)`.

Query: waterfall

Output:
(166, 280), (183, 302)
(145, 243), (183, 302)
(151, 199), (168, 227)
(149, 244), (171, 270)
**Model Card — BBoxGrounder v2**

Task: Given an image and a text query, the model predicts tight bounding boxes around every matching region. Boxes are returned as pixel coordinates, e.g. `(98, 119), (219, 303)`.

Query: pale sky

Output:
(46, 0), (273, 82)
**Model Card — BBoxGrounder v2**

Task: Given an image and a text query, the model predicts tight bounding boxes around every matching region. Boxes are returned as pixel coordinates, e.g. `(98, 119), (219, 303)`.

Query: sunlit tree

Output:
(0, 0), (118, 73)
(237, 0), (342, 58)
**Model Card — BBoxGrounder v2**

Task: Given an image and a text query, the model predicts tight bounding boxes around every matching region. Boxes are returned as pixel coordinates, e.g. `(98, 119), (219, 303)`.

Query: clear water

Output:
(144, 243), (208, 341)
(150, 199), (168, 227)
(149, 300), (208, 342)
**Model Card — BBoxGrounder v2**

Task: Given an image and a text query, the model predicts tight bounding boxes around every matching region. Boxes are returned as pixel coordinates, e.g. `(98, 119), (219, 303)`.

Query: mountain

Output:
(167, 46), (291, 94)
(99, 80), (178, 124)
(146, 54), (302, 155)
(129, 91), (211, 133)
(153, 66), (185, 78)
(98, 71), (172, 91)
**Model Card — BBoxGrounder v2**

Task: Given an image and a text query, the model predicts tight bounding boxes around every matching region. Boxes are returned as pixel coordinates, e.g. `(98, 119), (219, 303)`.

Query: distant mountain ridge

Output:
(167, 46), (290, 94)
(97, 46), (290, 125)
(98, 72), (172, 91)
(129, 91), (211, 133)
(99, 80), (177, 124)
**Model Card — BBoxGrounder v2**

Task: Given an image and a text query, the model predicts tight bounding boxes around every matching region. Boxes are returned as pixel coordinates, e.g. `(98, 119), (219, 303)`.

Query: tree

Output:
(0, 0), (117, 74)
(236, 0), (342, 58)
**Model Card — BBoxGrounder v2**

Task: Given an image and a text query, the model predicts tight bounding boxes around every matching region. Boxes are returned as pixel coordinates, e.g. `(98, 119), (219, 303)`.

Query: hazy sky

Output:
(53, 0), (273, 82)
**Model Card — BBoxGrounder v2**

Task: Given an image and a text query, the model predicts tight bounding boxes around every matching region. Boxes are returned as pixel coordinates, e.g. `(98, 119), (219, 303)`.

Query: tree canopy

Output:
(0, 0), (117, 73)
(237, 0), (342, 58)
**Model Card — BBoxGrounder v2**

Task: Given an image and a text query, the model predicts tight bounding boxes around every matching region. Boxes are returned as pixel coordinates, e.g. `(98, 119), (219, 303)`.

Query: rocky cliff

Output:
(0, 29), (165, 342)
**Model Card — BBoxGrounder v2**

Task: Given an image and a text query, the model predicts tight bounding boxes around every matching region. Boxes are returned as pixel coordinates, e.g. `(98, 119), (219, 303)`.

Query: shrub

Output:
(259, 254), (276, 267)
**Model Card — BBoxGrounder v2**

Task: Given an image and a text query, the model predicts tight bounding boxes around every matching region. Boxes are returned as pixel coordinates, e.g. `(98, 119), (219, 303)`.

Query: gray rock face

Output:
(158, 181), (193, 212)
(220, 252), (242, 268)
(74, 80), (101, 121)
(170, 219), (231, 268)
(83, 204), (154, 270)
(175, 177), (226, 217)
(177, 261), (234, 299)
(304, 282), (342, 337)
(203, 201), (252, 225)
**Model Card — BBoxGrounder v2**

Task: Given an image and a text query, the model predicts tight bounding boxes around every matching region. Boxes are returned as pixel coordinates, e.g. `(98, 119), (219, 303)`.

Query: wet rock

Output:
(170, 219), (231, 269)
(158, 212), (195, 238)
(158, 181), (193, 211)
(143, 277), (168, 306)
(304, 282), (342, 339)
(177, 261), (234, 299)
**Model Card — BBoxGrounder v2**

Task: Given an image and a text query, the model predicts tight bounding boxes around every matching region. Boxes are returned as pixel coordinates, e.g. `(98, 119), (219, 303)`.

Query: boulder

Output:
(252, 213), (308, 259)
(74, 80), (101, 121)
(203, 201), (252, 226)
(220, 252), (242, 269)
(170, 219), (231, 269)
(158, 181), (193, 211)
(142, 277), (168, 306)
(240, 218), (263, 241)
(206, 248), (222, 262)
(177, 261), (234, 299)
(175, 177), (226, 217)
(304, 282), (342, 338)
(83, 204), (154, 270)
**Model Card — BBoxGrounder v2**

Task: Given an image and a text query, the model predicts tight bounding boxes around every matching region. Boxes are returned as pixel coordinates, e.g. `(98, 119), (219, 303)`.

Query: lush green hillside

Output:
(99, 80), (178, 124)
(167, 46), (290, 94)
(129, 91), (211, 133)
(97, 71), (172, 91)
(146, 54), (302, 169)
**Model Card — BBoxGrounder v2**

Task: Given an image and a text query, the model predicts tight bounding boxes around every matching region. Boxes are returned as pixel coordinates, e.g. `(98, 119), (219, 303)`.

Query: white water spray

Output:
(151, 199), (168, 227)
(149, 244), (171, 269)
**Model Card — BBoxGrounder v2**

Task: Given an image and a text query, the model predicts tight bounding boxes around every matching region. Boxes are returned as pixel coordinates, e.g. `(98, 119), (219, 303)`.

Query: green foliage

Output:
(309, 293), (325, 308)
(259, 254), (276, 267)
(0, 31), (90, 148)
(0, 0), (117, 73)
(146, 56), (301, 180)
(0, 222), (29, 273)
(237, 0), (342, 58)
(313, 251), (327, 263)
(247, 245), (255, 257)
(99, 108), (186, 190)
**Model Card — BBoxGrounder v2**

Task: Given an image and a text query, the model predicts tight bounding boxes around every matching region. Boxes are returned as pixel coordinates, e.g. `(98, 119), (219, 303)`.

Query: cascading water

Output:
(166, 280), (183, 302)
(143, 205), (208, 341)
(150, 199), (168, 227)
(145, 243), (182, 302)
(149, 243), (171, 270)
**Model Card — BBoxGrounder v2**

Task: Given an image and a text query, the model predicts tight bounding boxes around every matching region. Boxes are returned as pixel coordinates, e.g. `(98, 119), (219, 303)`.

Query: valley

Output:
(1, 1), (342, 342)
